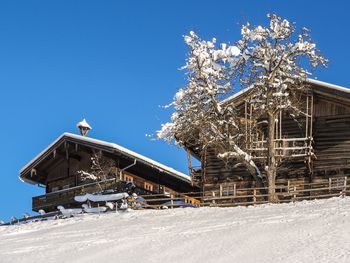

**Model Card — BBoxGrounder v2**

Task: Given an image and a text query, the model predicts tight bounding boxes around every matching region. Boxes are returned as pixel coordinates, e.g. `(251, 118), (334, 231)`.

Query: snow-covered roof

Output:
(306, 78), (350, 94)
(219, 85), (254, 105)
(220, 78), (350, 105)
(20, 132), (190, 184)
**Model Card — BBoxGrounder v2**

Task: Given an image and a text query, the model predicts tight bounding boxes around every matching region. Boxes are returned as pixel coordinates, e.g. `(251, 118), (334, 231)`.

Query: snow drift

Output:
(1, 197), (350, 263)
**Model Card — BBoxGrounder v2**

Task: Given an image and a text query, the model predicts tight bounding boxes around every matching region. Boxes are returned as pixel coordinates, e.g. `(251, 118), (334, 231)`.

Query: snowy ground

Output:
(1, 198), (350, 263)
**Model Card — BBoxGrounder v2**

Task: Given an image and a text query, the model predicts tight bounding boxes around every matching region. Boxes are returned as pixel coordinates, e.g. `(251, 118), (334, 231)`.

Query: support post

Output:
(187, 149), (193, 184)
(249, 104), (253, 146)
(245, 101), (248, 147)
(343, 176), (347, 197)
(170, 195), (174, 209)
(293, 186), (297, 200)
(306, 95), (309, 142)
(253, 189), (257, 204)
(280, 110), (282, 140)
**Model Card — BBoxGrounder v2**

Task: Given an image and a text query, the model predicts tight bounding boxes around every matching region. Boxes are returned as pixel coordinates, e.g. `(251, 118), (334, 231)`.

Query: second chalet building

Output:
(185, 79), (350, 202)
(20, 126), (197, 212)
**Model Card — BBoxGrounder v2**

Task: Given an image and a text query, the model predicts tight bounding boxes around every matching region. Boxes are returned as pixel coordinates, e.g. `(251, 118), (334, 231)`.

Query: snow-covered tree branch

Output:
(237, 14), (327, 201)
(77, 153), (116, 191)
(158, 14), (326, 201)
(157, 31), (263, 184)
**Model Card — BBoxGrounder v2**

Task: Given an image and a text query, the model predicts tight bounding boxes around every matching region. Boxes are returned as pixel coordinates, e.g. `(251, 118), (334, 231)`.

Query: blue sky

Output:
(0, 0), (349, 220)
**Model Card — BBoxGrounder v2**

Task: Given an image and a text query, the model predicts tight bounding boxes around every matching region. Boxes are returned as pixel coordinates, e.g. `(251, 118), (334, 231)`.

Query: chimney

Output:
(76, 118), (92, 136)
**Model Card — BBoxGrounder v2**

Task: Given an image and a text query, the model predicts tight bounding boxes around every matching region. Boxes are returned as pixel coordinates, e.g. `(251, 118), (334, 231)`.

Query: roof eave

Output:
(220, 78), (350, 106)
(19, 133), (191, 185)
(19, 175), (38, 185)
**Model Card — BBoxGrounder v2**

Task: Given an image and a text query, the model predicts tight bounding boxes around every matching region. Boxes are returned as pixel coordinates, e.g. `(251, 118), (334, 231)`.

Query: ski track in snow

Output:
(1, 197), (350, 263)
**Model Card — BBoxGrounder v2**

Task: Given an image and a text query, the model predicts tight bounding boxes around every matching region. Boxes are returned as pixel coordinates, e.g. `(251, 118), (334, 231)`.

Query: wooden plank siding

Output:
(22, 134), (197, 212)
(195, 88), (350, 203)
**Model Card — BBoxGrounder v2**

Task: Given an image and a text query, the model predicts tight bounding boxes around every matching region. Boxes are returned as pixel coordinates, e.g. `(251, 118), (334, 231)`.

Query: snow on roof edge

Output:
(306, 78), (350, 94)
(219, 85), (254, 105)
(220, 78), (350, 105)
(19, 133), (67, 174)
(65, 133), (190, 182)
(19, 132), (190, 184)
(19, 175), (38, 185)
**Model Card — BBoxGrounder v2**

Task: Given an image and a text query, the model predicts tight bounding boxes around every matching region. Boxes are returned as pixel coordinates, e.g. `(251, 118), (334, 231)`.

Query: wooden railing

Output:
(132, 177), (350, 209)
(32, 177), (350, 211)
(32, 179), (126, 211)
(32, 178), (163, 212)
(249, 137), (313, 159)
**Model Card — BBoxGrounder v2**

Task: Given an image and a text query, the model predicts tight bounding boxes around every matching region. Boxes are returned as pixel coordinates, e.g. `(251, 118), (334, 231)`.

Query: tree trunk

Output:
(242, 159), (264, 188)
(267, 112), (279, 202)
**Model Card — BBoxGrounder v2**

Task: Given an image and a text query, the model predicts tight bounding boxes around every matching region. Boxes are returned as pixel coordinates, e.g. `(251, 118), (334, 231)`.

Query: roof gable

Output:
(20, 132), (191, 185)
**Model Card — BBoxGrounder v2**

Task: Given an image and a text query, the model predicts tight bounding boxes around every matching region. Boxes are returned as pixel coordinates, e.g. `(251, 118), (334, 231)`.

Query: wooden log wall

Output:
(202, 116), (308, 195)
(203, 148), (256, 195)
(201, 92), (350, 203)
(313, 114), (350, 177)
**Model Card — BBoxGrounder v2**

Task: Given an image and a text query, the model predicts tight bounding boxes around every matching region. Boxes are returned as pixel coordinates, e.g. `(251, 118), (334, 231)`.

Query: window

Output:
(124, 174), (133, 182)
(144, 182), (153, 192)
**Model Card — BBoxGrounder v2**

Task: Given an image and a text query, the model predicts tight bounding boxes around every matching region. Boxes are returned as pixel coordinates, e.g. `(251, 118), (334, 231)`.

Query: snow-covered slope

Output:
(1, 197), (350, 263)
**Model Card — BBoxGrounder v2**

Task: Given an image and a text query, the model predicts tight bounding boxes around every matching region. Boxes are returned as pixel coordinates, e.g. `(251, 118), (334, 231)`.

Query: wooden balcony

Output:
(32, 179), (126, 212)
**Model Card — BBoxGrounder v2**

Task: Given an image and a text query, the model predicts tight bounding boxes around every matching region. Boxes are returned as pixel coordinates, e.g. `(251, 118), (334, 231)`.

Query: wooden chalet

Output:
(20, 132), (196, 212)
(186, 79), (350, 203)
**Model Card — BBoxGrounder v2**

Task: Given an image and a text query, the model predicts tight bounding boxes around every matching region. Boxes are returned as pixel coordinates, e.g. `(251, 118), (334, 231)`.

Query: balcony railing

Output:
(32, 179), (126, 212)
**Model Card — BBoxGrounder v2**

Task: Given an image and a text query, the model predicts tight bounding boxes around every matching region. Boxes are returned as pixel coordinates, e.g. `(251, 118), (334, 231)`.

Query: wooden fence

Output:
(131, 176), (350, 209)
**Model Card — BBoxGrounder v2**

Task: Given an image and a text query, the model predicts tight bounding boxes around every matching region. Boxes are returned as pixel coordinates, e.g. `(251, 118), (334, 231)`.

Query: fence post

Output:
(293, 186), (297, 201)
(343, 176), (347, 197)
(287, 180), (290, 193)
(219, 184), (223, 197)
(212, 191), (216, 205)
(130, 194), (136, 210)
(253, 189), (257, 204)
(329, 178), (332, 192)
(170, 195), (174, 209)
(233, 184), (237, 197)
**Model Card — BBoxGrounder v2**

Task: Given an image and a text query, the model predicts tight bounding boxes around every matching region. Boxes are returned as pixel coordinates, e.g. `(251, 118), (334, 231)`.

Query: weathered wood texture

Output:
(33, 179), (126, 211)
(131, 177), (350, 209)
(197, 90), (350, 202)
(29, 140), (196, 212)
(313, 115), (350, 174)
